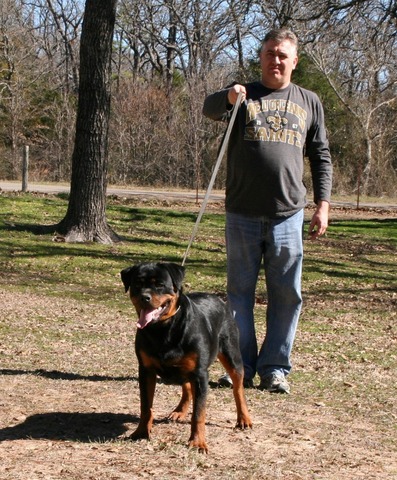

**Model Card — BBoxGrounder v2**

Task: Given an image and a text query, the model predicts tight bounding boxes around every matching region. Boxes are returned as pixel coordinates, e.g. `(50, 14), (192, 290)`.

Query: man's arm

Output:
(308, 200), (329, 240)
(202, 84), (246, 120)
(306, 94), (332, 239)
(202, 88), (230, 121)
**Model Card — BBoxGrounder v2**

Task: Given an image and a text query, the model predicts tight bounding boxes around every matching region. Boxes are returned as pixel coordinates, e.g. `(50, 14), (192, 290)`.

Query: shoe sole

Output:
(218, 380), (233, 388)
(258, 383), (290, 394)
(268, 387), (290, 394)
(218, 379), (255, 389)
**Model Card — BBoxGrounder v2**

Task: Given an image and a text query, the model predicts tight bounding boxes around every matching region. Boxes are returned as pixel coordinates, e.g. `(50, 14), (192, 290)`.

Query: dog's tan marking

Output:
(218, 352), (252, 429)
(167, 352), (198, 373)
(139, 350), (161, 370)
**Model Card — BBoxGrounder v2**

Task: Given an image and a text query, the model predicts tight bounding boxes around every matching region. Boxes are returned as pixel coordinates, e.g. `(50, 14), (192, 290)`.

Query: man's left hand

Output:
(308, 200), (330, 240)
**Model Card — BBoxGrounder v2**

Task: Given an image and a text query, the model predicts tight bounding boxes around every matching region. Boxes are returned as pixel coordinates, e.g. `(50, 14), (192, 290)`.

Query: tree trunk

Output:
(56, 0), (120, 244)
(362, 135), (373, 197)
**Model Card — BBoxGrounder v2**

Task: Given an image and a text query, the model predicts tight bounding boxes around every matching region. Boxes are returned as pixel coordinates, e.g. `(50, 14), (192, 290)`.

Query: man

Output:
(202, 28), (332, 393)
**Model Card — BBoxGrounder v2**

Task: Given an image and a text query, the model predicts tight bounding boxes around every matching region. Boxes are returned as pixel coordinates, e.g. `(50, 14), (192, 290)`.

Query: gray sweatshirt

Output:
(203, 81), (332, 218)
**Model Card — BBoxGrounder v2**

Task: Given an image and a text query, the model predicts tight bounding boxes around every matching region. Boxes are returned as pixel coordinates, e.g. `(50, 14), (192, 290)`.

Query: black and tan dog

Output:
(121, 262), (252, 453)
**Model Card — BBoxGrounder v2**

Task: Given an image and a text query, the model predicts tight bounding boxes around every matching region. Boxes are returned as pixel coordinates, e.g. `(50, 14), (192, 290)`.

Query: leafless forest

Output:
(1, 0), (396, 197)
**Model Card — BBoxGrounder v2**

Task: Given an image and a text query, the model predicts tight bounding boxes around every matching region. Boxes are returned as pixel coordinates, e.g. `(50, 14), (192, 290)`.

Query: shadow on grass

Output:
(0, 411), (137, 442)
(0, 368), (140, 443)
(0, 220), (190, 258)
(0, 408), (223, 443)
(0, 368), (138, 382)
(0, 369), (225, 443)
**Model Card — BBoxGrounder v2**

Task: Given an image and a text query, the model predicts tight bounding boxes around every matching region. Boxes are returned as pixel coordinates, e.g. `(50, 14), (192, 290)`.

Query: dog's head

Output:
(121, 262), (185, 329)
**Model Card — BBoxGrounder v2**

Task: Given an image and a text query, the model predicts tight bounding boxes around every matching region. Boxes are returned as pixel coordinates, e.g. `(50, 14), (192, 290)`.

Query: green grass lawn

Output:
(1, 192), (395, 298)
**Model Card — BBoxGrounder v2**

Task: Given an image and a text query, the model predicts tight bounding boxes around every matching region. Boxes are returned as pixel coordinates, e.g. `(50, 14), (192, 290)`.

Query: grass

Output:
(1, 192), (396, 378)
(0, 194), (229, 298)
(1, 191), (396, 325)
(0, 191), (396, 479)
(1, 191), (396, 338)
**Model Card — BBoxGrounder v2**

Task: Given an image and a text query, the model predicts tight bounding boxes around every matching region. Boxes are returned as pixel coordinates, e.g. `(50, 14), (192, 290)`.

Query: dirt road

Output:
(1, 180), (396, 210)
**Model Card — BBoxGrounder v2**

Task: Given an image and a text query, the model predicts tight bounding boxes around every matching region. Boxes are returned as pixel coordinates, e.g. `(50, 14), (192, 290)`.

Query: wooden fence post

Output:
(22, 145), (29, 192)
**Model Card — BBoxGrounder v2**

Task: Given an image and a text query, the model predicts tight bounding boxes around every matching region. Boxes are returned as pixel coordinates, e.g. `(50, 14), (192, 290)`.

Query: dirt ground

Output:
(0, 205), (396, 480)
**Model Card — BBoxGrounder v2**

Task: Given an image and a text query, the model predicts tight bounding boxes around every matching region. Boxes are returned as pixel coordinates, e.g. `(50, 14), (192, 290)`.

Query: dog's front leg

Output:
(188, 373), (208, 453)
(129, 365), (156, 440)
(169, 381), (192, 422)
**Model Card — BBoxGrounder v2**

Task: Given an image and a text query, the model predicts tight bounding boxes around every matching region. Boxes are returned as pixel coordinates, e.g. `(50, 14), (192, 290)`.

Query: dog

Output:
(121, 262), (252, 453)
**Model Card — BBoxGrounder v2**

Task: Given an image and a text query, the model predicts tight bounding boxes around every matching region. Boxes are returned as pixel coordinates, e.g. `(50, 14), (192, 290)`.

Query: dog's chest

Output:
(138, 345), (198, 384)
(136, 328), (199, 383)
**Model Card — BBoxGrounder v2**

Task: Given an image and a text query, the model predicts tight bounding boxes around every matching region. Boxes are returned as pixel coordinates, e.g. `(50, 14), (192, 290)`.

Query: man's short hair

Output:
(263, 28), (298, 50)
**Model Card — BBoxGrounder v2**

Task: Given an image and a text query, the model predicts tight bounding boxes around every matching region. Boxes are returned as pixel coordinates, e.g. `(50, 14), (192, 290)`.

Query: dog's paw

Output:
(168, 410), (188, 422)
(127, 428), (151, 441)
(188, 437), (209, 454)
(235, 414), (253, 430)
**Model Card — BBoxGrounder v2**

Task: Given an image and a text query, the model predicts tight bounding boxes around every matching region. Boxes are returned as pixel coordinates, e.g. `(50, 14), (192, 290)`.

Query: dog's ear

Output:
(161, 263), (185, 291)
(120, 266), (136, 293)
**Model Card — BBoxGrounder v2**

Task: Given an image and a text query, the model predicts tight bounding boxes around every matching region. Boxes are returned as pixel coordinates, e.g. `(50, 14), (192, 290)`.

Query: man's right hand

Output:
(227, 84), (246, 105)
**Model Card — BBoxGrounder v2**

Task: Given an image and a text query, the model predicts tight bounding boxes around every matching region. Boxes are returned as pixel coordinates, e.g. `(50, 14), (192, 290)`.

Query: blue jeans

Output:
(226, 210), (304, 380)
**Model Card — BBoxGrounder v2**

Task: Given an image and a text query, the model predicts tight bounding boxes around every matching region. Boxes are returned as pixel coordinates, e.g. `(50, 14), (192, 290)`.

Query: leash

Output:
(182, 91), (243, 266)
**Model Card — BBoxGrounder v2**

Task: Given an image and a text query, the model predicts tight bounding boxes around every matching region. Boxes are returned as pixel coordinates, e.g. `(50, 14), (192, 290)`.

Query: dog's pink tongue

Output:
(137, 307), (162, 329)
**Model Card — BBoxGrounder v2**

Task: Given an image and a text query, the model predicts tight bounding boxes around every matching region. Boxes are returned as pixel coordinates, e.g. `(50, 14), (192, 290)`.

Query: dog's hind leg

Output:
(218, 352), (253, 430)
(168, 381), (192, 422)
(188, 374), (209, 453)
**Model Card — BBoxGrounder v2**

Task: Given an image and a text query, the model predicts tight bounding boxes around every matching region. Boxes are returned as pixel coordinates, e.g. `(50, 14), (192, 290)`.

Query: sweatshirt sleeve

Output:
(306, 98), (333, 204)
(202, 88), (232, 121)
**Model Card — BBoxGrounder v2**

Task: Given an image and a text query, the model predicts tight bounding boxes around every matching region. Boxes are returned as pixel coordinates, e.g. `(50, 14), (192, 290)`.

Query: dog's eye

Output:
(149, 277), (164, 288)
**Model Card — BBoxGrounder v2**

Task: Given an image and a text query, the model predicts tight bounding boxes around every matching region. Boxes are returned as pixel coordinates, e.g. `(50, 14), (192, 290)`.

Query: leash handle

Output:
(182, 91), (243, 266)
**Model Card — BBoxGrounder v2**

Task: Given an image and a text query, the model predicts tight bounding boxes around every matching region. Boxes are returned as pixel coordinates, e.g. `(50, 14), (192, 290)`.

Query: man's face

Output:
(260, 39), (298, 89)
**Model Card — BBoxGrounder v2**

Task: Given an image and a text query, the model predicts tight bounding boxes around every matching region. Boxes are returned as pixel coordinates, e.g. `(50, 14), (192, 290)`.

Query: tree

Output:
(302, 1), (397, 198)
(37, 0), (82, 94)
(254, 0), (397, 198)
(2, 0), (396, 196)
(55, 0), (120, 243)
(0, 0), (49, 178)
